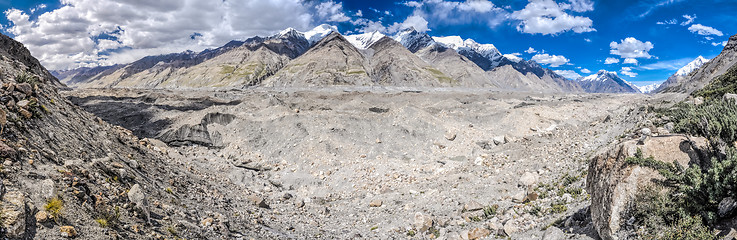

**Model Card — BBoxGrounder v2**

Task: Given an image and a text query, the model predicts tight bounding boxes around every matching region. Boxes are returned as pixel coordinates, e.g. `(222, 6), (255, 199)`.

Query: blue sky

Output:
(1, 0), (735, 87)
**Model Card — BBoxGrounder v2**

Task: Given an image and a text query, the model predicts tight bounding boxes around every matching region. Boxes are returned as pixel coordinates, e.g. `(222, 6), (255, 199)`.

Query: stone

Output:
(493, 135), (507, 145)
(512, 190), (527, 203)
(35, 210), (51, 223)
(720, 228), (737, 240)
(664, 122), (675, 132)
(587, 135), (708, 240)
(248, 195), (269, 208)
(719, 197), (737, 218)
(0, 141), (17, 158)
(1, 190), (26, 238)
(201, 217), (214, 227)
(694, 96), (704, 105)
(523, 192), (539, 203)
(15, 83), (32, 96)
(127, 184), (150, 222)
(725, 93), (737, 102)
(542, 226), (566, 240)
(463, 200), (484, 212)
(519, 172), (539, 186)
(16, 100), (30, 108)
(468, 227), (491, 240)
(503, 221), (518, 236)
(369, 199), (382, 207)
(656, 127), (669, 135)
(18, 109), (32, 119)
(445, 132), (457, 141)
(413, 212), (433, 232)
(60, 226), (77, 238)
(640, 128), (652, 136)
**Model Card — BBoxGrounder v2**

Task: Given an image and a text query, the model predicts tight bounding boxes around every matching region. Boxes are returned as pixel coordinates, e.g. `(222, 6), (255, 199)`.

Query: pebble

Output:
(369, 199), (382, 207)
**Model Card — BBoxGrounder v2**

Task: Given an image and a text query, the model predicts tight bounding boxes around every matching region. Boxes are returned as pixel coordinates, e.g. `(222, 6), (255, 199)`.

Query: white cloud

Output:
(352, 18), (388, 33)
(525, 47), (537, 54)
(511, 0), (595, 35)
(567, 0), (594, 12)
(688, 24), (723, 36)
(503, 53), (523, 62)
(604, 57), (620, 64)
(580, 68), (591, 73)
(656, 19), (677, 25)
(641, 58), (695, 70)
(403, 0), (508, 30)
(584, 38), (591, 42)
(316, 1), (350, 22)
(3, 0), (337, 70)
(713, 41), (728, 47)
(610, 37), (654, 60)
(531, 53), (570, 67)
(554, 70), (582, 79)
(30, 4), (47, 14)
(681, 14), (695, 26)
(387, 15), (430, 33)
(355, 10), (363, 17)
(624, 58), (638, 65)
(620, 67), (637, 77)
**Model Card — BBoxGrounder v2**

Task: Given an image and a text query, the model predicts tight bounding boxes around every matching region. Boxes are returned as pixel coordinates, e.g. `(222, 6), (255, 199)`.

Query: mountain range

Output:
(52, 24), (723, 94)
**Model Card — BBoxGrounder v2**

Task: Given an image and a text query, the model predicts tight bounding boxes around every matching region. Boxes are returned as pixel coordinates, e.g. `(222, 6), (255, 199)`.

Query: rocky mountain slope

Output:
(53, 26), (590, 93)
(0, 33), (296, 240)
(657, 34), (737, 93)
(578, 70), (641, 93)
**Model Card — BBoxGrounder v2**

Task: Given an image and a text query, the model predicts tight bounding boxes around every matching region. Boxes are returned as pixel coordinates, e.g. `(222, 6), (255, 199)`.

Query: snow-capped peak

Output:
(432, 36), (503, 65)
(432, 36), (466, 50)
(345, 31), (386, 49)
(303, 24), (339, 44)
(675, 56), (709, 76)
(393, 27), (434, 52)
(636, 83), (661, 93)
(580, 70), (617, 82)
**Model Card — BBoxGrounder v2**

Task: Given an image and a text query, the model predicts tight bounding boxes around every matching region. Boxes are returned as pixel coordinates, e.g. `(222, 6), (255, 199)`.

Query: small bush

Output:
(15, 72), (38, 85)
(483, 204), (499, 218)
(549, 199), (567, 214)
(95, 218), (108, 228)
(44, 197), (63, 219)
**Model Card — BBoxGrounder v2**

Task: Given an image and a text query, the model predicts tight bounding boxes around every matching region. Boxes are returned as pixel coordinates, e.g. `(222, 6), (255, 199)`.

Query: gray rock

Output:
(127, 184), (150, 222)
(694, 96), (704, 105)
(413, 212), (433, 232)
(542, 226), (566, 240)
(445, 132), (457, 141)
(664, 122), (675, 132)
(519, 172), (539, 186)
(248, 195), (270, 208)
(493, 135), (507, 145)
(15, 83), (32, 96)
(503, 221), (518, 236)
(719, 197), (737, 218)
(16, 100), (30, 108)
(725, 93), (737, 102)
(1, 190), (26, 238)
(463, 200), (484, 212)
(640, 128), (652, 136)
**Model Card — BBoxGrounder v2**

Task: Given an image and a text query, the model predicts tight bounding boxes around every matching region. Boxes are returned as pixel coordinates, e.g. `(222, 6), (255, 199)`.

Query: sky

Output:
(0, 0), (735, 87)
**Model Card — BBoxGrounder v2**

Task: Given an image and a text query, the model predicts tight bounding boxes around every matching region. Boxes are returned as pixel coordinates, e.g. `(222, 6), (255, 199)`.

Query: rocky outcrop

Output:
(160, 112), (235, 147)
(586, 135), (708, 240)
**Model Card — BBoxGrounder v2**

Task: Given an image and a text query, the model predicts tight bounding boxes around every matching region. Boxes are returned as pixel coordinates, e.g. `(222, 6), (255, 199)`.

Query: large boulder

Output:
(586, 135), (708, 240)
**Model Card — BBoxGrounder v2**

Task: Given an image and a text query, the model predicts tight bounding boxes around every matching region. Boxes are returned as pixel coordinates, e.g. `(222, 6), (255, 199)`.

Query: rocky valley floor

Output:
(62, 88), (675, 239)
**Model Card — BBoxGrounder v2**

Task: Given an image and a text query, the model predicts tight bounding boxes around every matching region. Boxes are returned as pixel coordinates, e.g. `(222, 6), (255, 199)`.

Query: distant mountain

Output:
(393, 28), (434, 53)
(653, 56), (708, 93)
(345, 31), (387, 50)
(637, 83), (660, 94)
(658, 34), (737, 93)
(578, 70), (641, 93)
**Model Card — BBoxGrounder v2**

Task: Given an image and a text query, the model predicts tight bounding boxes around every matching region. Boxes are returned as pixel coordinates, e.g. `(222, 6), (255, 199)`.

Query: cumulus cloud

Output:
(531, 53), (570, 67)
(624, 58), (638, 65)
(566, 0), (594, 12)
(316, 1), (350, 22)
(387, 15), (430, 33)
(503, 53), (523, 62)
(610, 37), (654, 60)
(554, 70), (582, 79)
(580, 68), (591, 73)
(403, 0), (508, 31)
(604, 57), (620, 64)
(511, 0), (595, 35)
(525, 47), (537, 54)
(688, 24), (723, 36)
(3, 0), (333, 70)
(620, 67), (637, 77)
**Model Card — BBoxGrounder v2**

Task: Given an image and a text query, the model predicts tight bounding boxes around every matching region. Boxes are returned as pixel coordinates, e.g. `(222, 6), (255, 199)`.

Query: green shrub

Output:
(694, 63), (737, 100)
(664, 99), (737, 148)
(15, 72), (38, 85)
